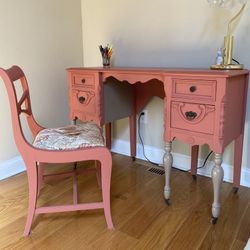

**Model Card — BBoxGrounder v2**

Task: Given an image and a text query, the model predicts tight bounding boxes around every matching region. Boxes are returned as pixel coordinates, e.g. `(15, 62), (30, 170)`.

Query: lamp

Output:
(208, 0), (247, 69)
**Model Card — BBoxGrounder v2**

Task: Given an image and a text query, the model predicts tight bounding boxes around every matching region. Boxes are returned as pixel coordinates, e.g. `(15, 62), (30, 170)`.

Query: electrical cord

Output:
(232, 58), (241, 65)
(138, 112), (159, 166)
(197, 150), (213, 170)
(137, 112), (213, 172)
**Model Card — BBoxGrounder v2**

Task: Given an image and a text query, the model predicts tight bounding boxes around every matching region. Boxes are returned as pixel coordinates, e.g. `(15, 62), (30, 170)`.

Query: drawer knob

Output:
(190, 86), (197, 92)
(78, 96), (86, 104)
(185, 111), (197, 121)
(81, 79), (86, 84)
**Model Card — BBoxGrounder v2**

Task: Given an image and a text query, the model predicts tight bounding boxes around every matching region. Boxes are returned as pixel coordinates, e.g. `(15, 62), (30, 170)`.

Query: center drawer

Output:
(171, 101), (215, 135)
(172, 78), (216, 102)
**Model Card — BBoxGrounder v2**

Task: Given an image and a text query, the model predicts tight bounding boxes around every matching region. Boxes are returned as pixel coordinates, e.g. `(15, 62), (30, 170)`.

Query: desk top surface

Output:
(67, 67), (249, 78)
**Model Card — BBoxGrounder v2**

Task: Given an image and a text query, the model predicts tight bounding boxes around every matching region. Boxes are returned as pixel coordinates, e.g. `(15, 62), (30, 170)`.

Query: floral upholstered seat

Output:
(33, 122), (105, 150)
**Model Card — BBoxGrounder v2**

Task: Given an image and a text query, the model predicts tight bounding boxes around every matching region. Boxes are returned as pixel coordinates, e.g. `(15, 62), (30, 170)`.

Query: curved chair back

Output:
(0, 66), (43, 155)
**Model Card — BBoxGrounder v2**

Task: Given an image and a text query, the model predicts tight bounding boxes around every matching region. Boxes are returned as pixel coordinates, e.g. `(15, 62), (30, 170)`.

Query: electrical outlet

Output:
(140, 110), (148, 124)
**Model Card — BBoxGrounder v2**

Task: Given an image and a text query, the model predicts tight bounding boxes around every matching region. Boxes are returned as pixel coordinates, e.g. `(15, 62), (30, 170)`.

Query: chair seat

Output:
(33, 122), (105, 150)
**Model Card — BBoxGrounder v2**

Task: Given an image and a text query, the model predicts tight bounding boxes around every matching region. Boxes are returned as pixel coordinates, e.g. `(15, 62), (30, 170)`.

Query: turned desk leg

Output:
(163, 142), (173, 205)
(211, 153), (224, 224)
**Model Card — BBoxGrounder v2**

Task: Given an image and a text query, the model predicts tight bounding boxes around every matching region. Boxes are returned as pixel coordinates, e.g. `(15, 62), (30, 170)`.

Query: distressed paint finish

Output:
(67, 67), (249, 222)
(0, 66), (114, 236)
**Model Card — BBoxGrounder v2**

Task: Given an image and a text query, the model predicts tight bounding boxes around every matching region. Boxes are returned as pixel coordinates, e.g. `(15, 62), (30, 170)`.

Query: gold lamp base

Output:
(210, 64), (244, 70)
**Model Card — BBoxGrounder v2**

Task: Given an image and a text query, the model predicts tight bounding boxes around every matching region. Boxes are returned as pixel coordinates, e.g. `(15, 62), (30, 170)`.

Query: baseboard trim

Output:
(0, 156), (26, 181)
(111, 139), (250, 188)
(1, 140), (249, 188)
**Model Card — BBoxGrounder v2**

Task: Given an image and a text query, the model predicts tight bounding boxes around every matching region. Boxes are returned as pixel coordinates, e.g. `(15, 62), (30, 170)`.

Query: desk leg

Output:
(211, 153), (224, 224)
(163, 142), (173, 205)
(105, 123), (112, 150)
(191, 145), (199, 180)
(129, 114), (136, 161)
(233, 134), (244, 191)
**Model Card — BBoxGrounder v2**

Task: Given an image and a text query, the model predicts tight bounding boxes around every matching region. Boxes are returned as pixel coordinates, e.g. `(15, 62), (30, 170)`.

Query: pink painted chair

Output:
(0, 65), (114, 236)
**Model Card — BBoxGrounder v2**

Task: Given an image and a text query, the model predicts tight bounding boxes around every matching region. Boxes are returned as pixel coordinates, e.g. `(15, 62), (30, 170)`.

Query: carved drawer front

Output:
(72, 89), (96, 114)
(171, 102), (215, 134)
(172, 79), (216, 101)
(72, 74), (95, 89)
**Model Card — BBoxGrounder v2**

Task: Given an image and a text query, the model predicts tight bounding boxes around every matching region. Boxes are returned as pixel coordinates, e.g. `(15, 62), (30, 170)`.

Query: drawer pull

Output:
(81, 79), (86, 84)
(185, 111), (197, 121)
(78, 96), (86, 104)
(190, 86), (197, 92)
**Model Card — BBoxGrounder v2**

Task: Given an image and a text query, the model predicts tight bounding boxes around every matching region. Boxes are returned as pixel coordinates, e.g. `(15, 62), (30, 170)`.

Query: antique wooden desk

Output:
(67, 67), (249, 223)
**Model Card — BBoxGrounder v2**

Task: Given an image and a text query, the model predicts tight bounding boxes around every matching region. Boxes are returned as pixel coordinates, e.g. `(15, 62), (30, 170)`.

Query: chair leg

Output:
(100, 153), (114, 229)
(95, 160), (102, 189)
(23, 161), (38, 236)
(37, 163), (44, 196)
(73, 172), (78, 204)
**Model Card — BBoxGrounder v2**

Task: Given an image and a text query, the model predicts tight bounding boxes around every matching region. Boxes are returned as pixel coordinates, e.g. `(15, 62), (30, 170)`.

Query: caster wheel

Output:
(211, 217), (218, 225)
(233, 187), (239, 194)
(192, 175), (197, 181)
(165, 199), (171, 206)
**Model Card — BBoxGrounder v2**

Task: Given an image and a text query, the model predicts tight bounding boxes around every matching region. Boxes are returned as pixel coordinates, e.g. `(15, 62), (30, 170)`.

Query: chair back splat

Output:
(0, 65), (114, 236)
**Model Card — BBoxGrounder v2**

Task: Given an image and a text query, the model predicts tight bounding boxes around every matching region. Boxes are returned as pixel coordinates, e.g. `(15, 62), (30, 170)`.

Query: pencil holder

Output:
(102, 55), (111, 67)
(99, 45), (112, 68)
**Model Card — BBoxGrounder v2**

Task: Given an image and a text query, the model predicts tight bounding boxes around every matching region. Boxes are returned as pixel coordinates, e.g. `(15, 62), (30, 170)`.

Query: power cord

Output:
(197, 150), (213, 170)
(232, 58), (241, 65)
(137, 112), (213, 172)
(138, 112), (159, 166)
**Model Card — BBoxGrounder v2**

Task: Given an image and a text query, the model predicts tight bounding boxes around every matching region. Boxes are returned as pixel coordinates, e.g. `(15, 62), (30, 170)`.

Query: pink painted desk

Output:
(67, 67), (249, 223)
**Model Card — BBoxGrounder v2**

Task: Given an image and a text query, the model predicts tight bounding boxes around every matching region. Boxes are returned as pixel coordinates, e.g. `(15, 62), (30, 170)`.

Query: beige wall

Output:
(0, 0), (83, 162)
(81, 0), (250, 168)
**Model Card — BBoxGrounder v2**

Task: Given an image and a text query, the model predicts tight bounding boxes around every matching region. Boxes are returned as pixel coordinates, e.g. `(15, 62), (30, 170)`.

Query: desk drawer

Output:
(72, 74), (95, 89)
(171, 101), (215, 135)
(172, 79), (216, 101)
(72, 89), (96, 114)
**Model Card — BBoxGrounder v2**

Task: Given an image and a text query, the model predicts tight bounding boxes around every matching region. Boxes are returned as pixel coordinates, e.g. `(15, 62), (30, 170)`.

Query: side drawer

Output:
(172, 79), (216, 101)
(71, 89), (96, 114)
(72, 73), (95, 89)
(171, 101), (215, 135)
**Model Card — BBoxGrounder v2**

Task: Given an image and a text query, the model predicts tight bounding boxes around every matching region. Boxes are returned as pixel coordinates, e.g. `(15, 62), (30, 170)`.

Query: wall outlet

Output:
(140, 110), (148, 124)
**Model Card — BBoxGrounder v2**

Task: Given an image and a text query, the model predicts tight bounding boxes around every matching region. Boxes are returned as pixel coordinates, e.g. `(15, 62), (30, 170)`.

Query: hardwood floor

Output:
(0, 153), (249, 250)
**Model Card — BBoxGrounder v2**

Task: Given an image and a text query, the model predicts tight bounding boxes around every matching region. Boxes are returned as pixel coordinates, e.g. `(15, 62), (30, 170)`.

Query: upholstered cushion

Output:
(33, 122), (105, 150)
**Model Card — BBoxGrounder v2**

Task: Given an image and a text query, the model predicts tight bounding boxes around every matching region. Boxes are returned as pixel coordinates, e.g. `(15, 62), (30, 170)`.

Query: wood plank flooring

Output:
(0, 153), (249, 250)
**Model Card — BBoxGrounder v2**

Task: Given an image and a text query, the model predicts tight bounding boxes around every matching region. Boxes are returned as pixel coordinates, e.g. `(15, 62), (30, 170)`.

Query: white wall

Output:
(81, 0), (250, 184)
(0, 1), (83, 168)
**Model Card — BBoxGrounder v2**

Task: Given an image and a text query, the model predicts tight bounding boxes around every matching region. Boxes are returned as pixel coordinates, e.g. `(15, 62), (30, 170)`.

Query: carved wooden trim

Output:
(103, 73), (163, 85)
(173, 102), (215, 124)
(76, 91), (95, 106)
(218, 96), (226, 139)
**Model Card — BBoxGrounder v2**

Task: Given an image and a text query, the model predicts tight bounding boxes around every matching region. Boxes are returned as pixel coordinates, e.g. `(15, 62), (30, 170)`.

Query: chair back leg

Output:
(95, 160), (102, 189)
(23, 161), (38, 236)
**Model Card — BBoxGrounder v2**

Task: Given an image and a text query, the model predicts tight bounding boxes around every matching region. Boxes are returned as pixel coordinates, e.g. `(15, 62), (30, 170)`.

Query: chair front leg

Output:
(23, 161), (38, 236)
(100, 152), (114, 229)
